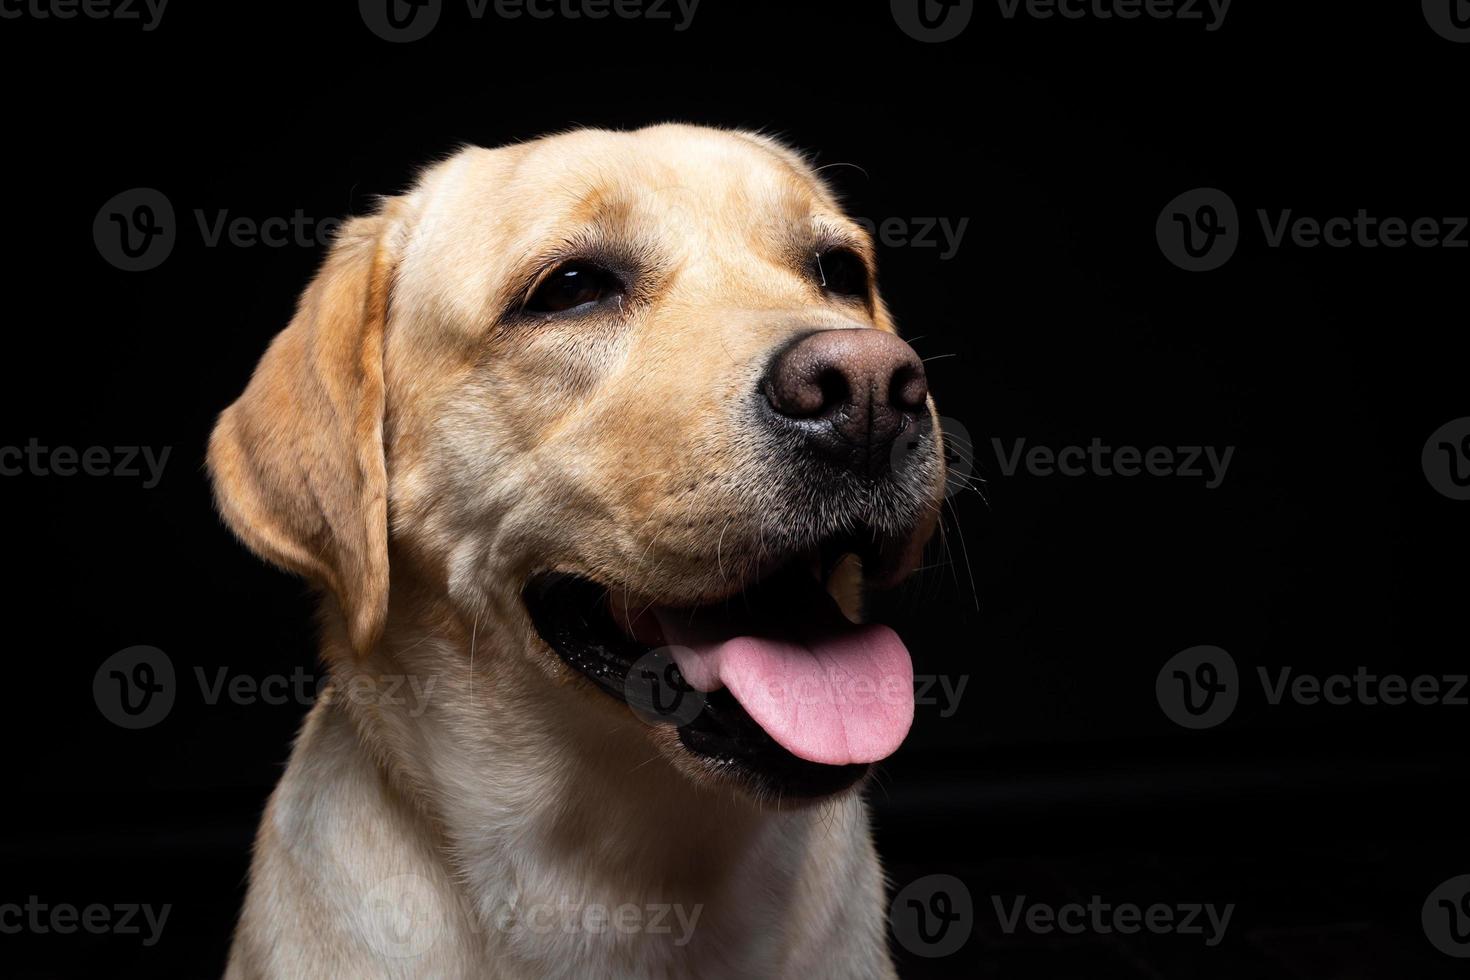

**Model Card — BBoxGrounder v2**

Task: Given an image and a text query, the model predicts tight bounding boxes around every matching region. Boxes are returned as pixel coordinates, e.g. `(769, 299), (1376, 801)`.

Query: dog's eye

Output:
(814, 249), (869, 299)
(526, 262), (625, 315)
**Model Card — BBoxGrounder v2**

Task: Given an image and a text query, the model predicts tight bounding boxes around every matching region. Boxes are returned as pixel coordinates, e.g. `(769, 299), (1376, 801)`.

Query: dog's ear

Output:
(207, 203), (403, 655)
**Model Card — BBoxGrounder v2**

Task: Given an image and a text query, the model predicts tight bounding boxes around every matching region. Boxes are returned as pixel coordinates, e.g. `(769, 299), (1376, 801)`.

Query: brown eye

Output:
(526, 262), (625, 314)
(815, 248), (869, 299)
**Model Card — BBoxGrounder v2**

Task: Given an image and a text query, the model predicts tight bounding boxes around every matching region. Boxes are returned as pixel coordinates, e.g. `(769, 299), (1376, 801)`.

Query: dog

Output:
(208, 123), (945, 979)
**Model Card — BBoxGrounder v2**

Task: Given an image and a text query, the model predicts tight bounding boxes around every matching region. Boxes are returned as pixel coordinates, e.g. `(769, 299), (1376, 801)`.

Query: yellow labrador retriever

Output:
(209, 123), (944, 979)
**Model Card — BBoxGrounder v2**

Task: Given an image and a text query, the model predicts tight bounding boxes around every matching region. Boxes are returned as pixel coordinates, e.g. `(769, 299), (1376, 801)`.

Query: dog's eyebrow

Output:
(808, 215), (875, 261)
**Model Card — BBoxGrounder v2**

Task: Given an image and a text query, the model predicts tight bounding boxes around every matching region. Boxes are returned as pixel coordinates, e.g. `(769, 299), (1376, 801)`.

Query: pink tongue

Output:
(652, 583), (914, 766)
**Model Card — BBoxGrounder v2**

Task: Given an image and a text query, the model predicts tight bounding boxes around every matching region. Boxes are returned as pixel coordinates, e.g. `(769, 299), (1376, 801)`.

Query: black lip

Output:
(522, 571), (870, 800)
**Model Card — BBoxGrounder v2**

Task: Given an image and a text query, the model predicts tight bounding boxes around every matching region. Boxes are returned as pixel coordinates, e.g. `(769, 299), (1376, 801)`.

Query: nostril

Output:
(815, 367), (850, 417)
(890, 364), (928, 414)
(766, 344), (854, 420)
(767, 368), (828, 418)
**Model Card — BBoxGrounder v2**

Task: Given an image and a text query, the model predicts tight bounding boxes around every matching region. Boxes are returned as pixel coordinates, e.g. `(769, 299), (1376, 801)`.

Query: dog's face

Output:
(210, 125), (945, 804)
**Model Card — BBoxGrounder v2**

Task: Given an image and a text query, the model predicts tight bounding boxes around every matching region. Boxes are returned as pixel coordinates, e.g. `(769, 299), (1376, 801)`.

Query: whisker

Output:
(942, 495), (981, 611)
(812, 161), (870, 180)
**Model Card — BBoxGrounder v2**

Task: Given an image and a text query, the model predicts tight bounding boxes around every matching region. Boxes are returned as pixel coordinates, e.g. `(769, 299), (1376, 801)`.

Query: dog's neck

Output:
(300, 594), (879, 971)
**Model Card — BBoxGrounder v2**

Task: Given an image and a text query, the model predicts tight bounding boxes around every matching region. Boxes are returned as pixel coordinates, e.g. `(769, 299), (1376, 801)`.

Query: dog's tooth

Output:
(825, 553), (864, 623)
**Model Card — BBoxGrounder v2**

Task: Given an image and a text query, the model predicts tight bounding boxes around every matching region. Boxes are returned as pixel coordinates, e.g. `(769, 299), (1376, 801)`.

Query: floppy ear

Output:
(207, 203), (402, 655)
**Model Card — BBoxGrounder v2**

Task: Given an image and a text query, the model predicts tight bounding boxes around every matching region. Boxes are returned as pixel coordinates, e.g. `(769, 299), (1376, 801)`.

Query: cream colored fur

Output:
(210, 124), (937, 979)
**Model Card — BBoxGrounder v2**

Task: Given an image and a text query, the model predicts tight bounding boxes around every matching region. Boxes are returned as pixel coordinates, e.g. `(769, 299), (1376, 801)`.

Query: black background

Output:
(2, 1), (1467, 977)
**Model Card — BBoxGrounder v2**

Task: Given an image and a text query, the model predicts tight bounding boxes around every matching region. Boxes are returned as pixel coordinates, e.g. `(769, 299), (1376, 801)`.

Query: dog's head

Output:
(209, 125), (945, 803)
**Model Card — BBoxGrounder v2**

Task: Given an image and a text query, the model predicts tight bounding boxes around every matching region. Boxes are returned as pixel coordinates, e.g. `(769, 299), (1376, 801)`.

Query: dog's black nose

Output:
(763, 328), (929, 477)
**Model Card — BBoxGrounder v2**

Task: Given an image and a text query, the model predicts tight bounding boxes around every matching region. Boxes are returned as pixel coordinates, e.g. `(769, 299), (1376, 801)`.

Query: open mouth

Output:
(522, 532), (917, 800)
